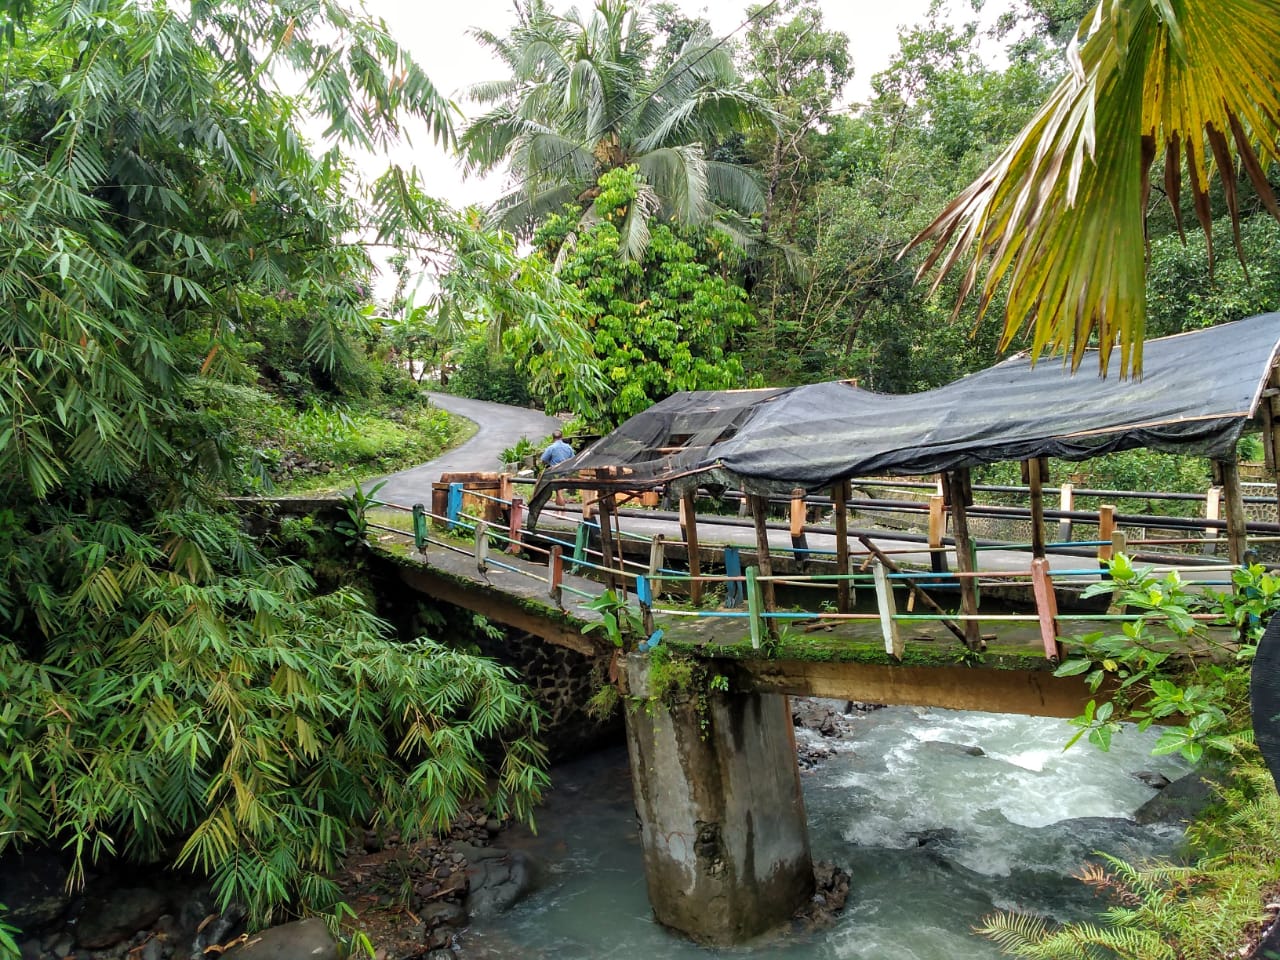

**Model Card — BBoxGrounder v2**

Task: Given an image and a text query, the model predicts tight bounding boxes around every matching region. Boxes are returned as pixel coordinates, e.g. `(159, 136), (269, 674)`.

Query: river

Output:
(462, 704), (1189, 959)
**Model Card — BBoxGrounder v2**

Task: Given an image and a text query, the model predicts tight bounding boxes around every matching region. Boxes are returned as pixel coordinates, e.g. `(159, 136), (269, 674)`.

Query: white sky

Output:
(361, 0), (973, 210)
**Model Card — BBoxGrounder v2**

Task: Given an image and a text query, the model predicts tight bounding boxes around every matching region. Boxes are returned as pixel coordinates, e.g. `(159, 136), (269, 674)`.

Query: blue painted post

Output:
(746, 565), (763, 650)
(411, 503), (428, 554)
(637, 575), (654, 635)
(447, 482), (464, 531)
(724, 547), (743, 608)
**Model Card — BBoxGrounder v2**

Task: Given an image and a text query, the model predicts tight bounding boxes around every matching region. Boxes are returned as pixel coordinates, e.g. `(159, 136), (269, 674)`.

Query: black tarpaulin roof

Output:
(532, 311), (1280, 514)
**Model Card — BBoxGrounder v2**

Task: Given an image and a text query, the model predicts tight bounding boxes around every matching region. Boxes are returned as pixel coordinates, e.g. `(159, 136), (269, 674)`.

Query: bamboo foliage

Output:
(908, 0), (1280, 376)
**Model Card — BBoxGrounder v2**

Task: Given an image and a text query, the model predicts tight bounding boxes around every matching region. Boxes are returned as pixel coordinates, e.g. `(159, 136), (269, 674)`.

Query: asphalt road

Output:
(373, 393), (562, 508)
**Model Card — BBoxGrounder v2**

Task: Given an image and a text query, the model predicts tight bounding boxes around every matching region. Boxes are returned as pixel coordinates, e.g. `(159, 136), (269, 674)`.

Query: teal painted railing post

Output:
(968, 540), (980, 605)
(724, 547), (743, 608)
(746, 565), (763, 650)
(637, 574), (654, 636)
(411, 503), (427, 554)
(572, 521), (590, 573)
(447, 482), (464, 531)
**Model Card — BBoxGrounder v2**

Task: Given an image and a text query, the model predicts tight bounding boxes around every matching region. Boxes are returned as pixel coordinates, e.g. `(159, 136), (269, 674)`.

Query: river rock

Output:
(1133, 770), (1172, 789)
(1134, 770), (1216, 825)
(919, 739), (986, 758)
(222, 919), (337, 960)
(456, 844), (537, 919)
(0, 850), (74, 930)
(75, 888), (169, 949)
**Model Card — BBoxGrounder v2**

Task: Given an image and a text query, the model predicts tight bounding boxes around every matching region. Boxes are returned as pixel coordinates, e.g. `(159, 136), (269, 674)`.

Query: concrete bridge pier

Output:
(620, 653), (814, 944)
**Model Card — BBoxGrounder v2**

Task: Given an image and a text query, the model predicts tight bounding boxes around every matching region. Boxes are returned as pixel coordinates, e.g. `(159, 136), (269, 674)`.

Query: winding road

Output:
(373, 393), (562, 508)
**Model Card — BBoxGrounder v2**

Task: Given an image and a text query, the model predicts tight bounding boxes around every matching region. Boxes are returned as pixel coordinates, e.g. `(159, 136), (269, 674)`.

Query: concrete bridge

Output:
(350, 476), (1245, 946)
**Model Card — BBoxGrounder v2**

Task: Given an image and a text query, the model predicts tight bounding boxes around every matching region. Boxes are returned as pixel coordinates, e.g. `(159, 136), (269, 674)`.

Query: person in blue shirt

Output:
(539, 430), (574, 506)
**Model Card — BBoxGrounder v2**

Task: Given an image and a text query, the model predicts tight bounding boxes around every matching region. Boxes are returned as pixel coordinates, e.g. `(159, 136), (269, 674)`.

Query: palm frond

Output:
(907, 0), (1280, 377)
(637, 145), (707, 224)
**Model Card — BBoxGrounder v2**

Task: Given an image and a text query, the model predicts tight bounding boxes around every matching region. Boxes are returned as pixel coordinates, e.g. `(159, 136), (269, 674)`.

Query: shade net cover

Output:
(531, 311), (1280, 519)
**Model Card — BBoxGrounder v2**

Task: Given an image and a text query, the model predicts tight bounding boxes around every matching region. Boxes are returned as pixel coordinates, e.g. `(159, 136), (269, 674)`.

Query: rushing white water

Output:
(462, 706), (1189, 959)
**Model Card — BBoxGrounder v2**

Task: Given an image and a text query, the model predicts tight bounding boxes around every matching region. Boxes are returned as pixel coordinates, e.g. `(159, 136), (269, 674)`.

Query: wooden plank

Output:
(790, 487), (810, 561)
(928, 494), (948, 574)
(945, 469), (982, 649)
(857, 535), (967, 644)
(871, 559), (903, 660)
(1097, 504), (1116, 564)
(1030, 558), (1061, 662)
(680, 492), (703, 606)
(1057, 482), (1074, 543)
(749, 494), (778, 634)
(596, 492), (620, 594)
(1027, 458), (1046, 559)
(832, 480), (851, 613)
(648, 534), (665, 596)
(746, 565), (763, 650)
(474, 520), (489, 574)
(507, 495), (524, 555)
(548, 545), (564, 607)
(1217, 457), (1248, 565)
(1202, 485), (1222, 557)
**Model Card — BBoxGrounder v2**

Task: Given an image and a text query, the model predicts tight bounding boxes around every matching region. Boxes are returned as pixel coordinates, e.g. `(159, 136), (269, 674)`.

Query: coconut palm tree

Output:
(909, 0), (1280, 376)
(460, 0), (774, 259)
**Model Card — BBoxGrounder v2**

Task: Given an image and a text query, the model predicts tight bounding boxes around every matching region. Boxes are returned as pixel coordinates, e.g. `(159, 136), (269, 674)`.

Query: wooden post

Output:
(790, 487), (810, 562)
(749, 494), (778, 636)
(1057, 482), (1074, 543)
(1030, 557), (1061, 662)
(832, 480), (851, 613)
(596, 492), (620, 593)
(746, 565), (763, 650)
(1097, 504), (1116, 564)
(872, 559), (903, 660)
(507, 495), (524, 555)
(474, 520), (489, 574)
(945, 469), (981, 649)
(1202, 484), (1223, 557)
(928, 494), (948, 574)
(679, 492), (703, 606)
(1216, 458), (1248, 565)
(648, 534), (665, 597)
(548, 545), (564, 607)
(1265, 369), (1280, 525)
(1026, 458), (1046, 559)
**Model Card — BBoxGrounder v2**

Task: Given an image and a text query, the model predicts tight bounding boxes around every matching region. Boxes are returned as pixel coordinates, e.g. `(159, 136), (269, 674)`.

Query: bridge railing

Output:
(365, 481), (1245, 664)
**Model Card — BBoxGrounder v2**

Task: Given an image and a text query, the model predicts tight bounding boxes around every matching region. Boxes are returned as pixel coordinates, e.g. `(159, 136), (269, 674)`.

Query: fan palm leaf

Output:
(907, 0), (1280, 377)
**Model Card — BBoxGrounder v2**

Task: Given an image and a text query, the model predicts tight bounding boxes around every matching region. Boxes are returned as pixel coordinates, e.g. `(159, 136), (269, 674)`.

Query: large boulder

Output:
(0, 850), (73, 931)
(74, 888), (170, 949)
(1134, 770), (1217, 825)
(222, 919), (338, 960)
(457, 844), (537, 919)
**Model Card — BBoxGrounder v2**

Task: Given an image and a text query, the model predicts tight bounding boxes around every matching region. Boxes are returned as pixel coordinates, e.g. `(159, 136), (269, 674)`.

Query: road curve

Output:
(373, 393), (562, 509)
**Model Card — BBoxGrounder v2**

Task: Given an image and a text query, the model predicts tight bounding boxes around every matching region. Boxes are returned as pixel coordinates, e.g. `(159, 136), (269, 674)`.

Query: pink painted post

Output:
(1030, 558), (1061, 662)
(508, 495), (525, 555)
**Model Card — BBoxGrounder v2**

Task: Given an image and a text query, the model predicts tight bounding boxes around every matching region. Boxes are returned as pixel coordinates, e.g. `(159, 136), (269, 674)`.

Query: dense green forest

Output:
(3, 0), (1280, 954)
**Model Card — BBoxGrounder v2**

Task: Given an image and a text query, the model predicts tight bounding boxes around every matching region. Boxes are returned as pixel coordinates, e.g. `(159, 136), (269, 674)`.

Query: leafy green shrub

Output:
(446, 337), (533, 406)
(0, 505), (548, 928)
